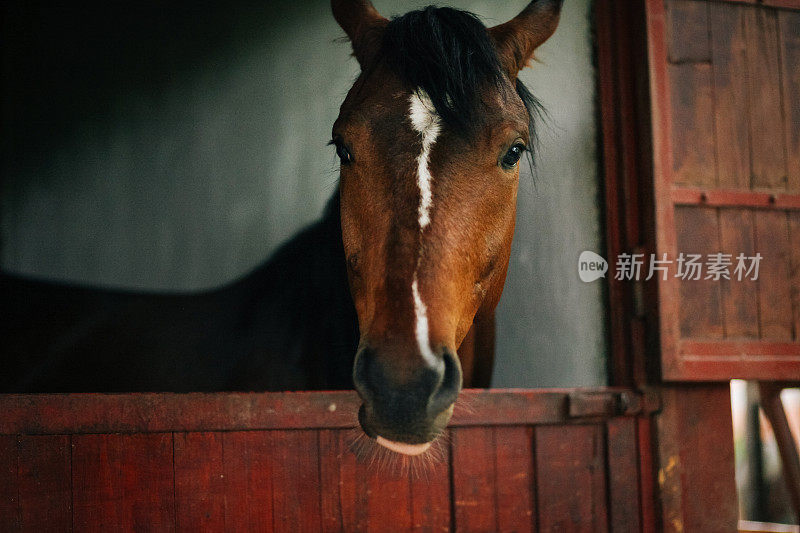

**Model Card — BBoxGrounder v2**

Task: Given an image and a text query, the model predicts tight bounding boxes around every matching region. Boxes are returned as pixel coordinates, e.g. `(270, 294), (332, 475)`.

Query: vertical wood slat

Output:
(271, 431), (323, 532)
(675, 206), (724, 339)
(754, 210), (793, 340)
(719, 209), (759, 338)
(744, 5), (787, 190)
(409, 440), (450, 533)
(222, 431), (274, 532)
(495, 427), (535, 533)
(669, 63), (717, 187)
(666, 0), (711, 63)
(72, 433), (175, 532)
(657, 385), (738, 532)
(451, 427), (497, 532)
(173, 432), (225, 532)
(790, 212), (800, 341)
(0, 436), (19, 532)
(535, 424), (608, 533)
(319, 429), (449, 532)
(779, 11), (800, 192)
(710, 3), (751, 189)
(607, 418), (641, 533)
(17, 436), (72, 532)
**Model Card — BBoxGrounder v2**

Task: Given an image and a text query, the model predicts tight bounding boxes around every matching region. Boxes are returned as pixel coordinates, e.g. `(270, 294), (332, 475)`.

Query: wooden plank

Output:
(745, 5), (788, 190)
(674, 206), (724, 339)
(790, 212), (800, 341)
(535, 424), (608, 533)
(72, 433), (175, 532)
(710, 3), (751, 189)
(719, 209), (759, 338)
(779, 11), (800, 192)
(657, 385), (738, 532)
(0, 389), (593, 435)
(671, 188), (800, 209)
(669, 63), (716, 187)
(221, 431), (274, 532)
(320, 429), (436, 532)
(317, 430), (343, 533)
(270, 430), (322, 532)
(637, 417), (658, 533)
(495, 426), (535, 533)
(607, 418), (641, 533)
(666, 0), (711, 63)
(754, 210), (793, 340)
(0, 391), (359, 435)
(451, 427), (496, 532)
(0, 436), (19, 532)
(409, 438), (451, 532)
(17, 435), (71, 531)
(173, 432), (225, 532)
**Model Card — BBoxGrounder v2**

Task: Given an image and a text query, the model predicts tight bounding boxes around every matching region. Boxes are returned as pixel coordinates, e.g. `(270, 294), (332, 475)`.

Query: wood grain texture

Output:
(173, 432), (225, 532)
(744, 5), (788, 190)
(790, 212), (800, 341)
(72, 433), (176, 532)
(494, 426), (535, 533)
(221, 431), (274, 532)
(710, 3), (751, 189)
(535, 424), (608, 533)
(754, 210), (793, 340)
(607, 418), (641, 533)
(0, 436), (19, 532)
(1, 389), (627, 436)
(667, 0), (711, 63)
(451, 427), (497, 532)
(270, 430), (323, 533)
(17, 435), (71, 532)
(779, 11), (800, 192)
(674, 206), (724, 339)
(719, 209), (759, 338)
(669, 63), (716, 187)
(409, 439), (450, 533)
(657, 385), (738, 533)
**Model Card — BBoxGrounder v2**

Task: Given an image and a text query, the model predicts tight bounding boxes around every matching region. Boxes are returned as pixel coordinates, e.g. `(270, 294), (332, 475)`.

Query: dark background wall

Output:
(0, 0), (606, 387)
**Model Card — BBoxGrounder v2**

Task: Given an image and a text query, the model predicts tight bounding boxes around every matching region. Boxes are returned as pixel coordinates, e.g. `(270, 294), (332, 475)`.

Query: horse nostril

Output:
(352, 347), (376, 401)
(428, 349), (462, 416)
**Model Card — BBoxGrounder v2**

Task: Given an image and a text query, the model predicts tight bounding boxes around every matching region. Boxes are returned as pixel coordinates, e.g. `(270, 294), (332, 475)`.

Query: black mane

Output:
(382, 5), (543, 147)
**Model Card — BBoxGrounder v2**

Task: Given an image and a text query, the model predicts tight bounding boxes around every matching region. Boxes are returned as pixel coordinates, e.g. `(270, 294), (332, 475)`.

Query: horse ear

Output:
(489, 0), (563, 78)
(331, 0), (387, 67)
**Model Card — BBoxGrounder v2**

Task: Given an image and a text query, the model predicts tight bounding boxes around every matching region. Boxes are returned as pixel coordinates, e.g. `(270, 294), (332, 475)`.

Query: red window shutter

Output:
(646, 0), (800, 380)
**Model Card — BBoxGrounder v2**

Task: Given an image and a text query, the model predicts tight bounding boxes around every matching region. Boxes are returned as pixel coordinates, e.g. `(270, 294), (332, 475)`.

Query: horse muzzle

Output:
(353, 346), (462, 454)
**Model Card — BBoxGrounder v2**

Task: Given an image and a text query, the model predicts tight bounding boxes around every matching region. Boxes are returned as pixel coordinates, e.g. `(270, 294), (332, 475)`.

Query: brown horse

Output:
(1, 0), (562, 456)
(330, 0), (562, 454)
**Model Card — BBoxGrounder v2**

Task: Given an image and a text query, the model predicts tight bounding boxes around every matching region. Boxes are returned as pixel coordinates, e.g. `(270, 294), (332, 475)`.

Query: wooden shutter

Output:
(646, 0), (800, 380)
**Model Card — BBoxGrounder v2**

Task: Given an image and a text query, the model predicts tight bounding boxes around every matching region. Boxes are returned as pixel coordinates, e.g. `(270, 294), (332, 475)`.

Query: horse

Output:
(1, 0), (563, 456)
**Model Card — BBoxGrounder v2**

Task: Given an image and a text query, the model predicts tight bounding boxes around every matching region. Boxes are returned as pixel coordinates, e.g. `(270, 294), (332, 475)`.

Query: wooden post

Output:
(656, 384), (738, 532)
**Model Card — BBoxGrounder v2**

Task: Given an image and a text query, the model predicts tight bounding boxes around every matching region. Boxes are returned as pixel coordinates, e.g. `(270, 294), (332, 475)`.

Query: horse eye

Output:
(332, 139), (353, 165)
(501, 143), (526, 170)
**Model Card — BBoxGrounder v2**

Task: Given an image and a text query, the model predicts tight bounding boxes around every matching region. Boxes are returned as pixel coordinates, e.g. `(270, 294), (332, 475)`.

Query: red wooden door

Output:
(647, 0), (800, 381)
(0, 389), (651, 532)
(634, 1), (800, 531)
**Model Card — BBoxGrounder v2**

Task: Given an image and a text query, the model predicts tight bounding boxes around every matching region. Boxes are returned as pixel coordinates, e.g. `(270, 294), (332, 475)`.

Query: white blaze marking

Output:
(409, 92), (440, 229)
(412, 275), (437, 367)
(408, 91), (441, 367)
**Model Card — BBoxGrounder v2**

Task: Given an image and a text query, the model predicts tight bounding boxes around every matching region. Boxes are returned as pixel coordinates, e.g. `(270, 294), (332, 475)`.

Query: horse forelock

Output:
(380, 5), (542, 152)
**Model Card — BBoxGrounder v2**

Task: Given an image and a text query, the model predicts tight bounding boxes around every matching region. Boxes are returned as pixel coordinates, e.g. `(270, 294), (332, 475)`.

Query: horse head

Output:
(331, 0), (562, 455)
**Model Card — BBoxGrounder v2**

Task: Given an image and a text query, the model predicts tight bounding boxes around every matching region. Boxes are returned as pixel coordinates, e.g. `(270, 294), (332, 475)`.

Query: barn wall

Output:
(0, 0), (605, 388)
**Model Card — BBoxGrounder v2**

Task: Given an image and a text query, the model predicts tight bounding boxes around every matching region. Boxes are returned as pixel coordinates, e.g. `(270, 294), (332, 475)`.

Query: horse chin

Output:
(375, 436), (432, 456)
